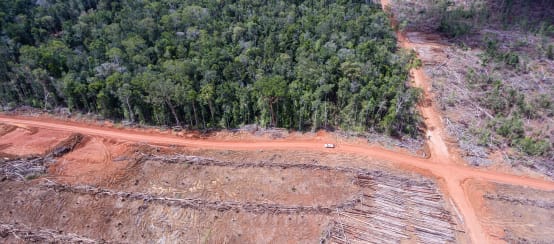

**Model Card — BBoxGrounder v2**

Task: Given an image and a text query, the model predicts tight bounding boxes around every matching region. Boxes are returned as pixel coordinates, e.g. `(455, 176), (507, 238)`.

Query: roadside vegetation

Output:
(0, 0), (422, 137)
(391, 0), (553, 170)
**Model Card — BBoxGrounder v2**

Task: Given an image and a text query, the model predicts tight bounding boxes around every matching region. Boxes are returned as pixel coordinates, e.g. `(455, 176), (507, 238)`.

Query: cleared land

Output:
(0, 123), (467, 243)
(1, 114), (553, 243)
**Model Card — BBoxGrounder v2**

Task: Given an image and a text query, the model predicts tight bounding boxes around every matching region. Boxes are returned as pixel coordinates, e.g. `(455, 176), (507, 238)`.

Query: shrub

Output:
(477, 128), (492, 146)
(547, 45), (554, 60)
(496, 116), (524, 141)
(439, 18), (472, 38)
(482, 85), (509, 115)
(515, 137), (551, 156)
(503, 52), (520, 67)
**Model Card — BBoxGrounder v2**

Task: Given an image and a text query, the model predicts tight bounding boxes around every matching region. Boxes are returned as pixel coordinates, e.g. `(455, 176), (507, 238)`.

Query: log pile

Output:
(45, 133), (84, 157)
(41, 180), (362, 215)
(147, 154), (462, 243)
(143, 154), (384, 176)
(0, 223), (100, 243)
(484, 193), (554, 209)
(0, 156), (49, 181)
(323, 173), (461, 244)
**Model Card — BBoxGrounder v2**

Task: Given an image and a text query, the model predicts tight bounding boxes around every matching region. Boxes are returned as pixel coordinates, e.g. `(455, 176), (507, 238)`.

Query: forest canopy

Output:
(0, 0), (421, 136)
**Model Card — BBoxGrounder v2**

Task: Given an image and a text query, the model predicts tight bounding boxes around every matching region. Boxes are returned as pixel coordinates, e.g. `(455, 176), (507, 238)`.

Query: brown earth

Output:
(464, 179), (554, 243)
(48, 136), (133, 185)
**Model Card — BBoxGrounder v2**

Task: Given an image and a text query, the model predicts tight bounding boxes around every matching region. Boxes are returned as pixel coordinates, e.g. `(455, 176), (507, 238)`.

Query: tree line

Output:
(0, 0), (421, 136)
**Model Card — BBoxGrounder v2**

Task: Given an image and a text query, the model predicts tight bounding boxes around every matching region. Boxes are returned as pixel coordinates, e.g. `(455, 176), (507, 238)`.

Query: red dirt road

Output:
(380, 1), (493, 242)
(1, 115), (553, 244)
(0, 116), (551, 189)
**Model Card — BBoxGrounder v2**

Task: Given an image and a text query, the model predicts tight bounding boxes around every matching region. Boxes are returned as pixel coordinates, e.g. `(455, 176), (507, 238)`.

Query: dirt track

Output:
(0, 115), (553, 243)
(0, 116), (551, 188)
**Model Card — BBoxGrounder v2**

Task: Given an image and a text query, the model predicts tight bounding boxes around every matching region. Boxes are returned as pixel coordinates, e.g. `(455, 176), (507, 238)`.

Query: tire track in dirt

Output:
(99, 138), (112, 164)
(381, 0), (490, 240)
(0, 116), (552, 190)
(379, 1), (552, 243)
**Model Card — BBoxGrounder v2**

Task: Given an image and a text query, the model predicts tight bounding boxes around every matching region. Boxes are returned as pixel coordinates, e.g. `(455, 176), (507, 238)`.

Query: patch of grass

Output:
(503, 52), (520, 67)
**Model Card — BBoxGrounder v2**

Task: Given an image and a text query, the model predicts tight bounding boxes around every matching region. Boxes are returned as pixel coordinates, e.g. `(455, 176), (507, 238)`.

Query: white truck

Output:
(324, 143), (335, 148)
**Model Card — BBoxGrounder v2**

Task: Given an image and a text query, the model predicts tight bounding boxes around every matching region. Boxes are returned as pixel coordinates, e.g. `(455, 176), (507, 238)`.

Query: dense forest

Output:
(0, 0), (421, 136)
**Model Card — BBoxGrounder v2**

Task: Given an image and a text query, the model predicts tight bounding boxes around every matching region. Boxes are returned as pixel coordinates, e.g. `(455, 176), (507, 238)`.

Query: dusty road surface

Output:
(1, 115), (553, 243)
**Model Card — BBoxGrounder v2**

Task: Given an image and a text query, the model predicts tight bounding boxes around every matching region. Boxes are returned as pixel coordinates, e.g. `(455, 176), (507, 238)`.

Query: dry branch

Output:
(484, 193), (554, 209)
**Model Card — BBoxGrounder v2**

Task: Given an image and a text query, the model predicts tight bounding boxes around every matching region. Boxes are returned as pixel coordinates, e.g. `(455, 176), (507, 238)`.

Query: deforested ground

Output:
(0, 125), (467, 243)
(2, 119), (553, 243)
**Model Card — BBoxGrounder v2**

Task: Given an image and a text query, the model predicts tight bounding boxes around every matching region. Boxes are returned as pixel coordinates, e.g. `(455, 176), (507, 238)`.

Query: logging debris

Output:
(0, 133), (83, 181)
(0, 223), (100, 243)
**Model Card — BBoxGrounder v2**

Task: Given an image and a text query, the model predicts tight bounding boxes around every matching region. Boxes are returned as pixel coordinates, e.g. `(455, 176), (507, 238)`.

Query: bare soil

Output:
(465, 179), (554, 243)
(49, 136), (133, 185)
(0, 125), (466, 243)
(0, 125), (72, 156)
(1, 114), (553, 243)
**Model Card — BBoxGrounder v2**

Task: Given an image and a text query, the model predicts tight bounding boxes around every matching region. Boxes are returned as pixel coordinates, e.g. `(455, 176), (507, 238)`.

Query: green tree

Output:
(254, 75), (287, 127)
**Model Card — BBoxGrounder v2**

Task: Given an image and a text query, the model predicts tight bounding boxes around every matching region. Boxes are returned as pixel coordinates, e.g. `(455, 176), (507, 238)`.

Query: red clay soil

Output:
(48, 136), (133, 185)
(462, 179), (505, 242)
(0, 126), (72, 156)
(394, 31), (491, 244)
(113, 159), (360, 206)
(381, 0), (504, 242)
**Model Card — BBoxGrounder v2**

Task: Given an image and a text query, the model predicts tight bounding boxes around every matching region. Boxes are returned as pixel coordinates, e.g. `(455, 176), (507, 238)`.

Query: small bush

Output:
(484, 37), (499, 57)
(503, 52), (519, 67)
(24, 174), (40, 180)
(477, 128), (492, 146)
(539, 22), (554, 37)
(496, 116), (524, 141)
(547, 45), (554, 60)
(439, 19), (472, 38)
(534, 94), (552, 110)
(482, 85), (509, 115)
(515, 137), (551, 156)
